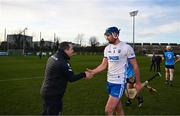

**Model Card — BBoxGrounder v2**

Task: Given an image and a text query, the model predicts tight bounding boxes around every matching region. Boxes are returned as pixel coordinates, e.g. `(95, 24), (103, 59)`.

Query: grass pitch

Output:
(0, 55), (180, 115)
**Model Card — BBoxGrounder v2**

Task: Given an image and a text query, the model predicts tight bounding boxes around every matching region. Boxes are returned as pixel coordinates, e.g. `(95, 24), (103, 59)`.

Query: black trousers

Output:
(150, 61), (156, 72)
(156, 63), (161, 72)
(42, 95), (63, 115)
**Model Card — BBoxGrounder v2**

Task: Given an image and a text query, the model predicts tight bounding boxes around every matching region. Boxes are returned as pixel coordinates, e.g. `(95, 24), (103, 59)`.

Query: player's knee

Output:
(105, 106), (114, 114)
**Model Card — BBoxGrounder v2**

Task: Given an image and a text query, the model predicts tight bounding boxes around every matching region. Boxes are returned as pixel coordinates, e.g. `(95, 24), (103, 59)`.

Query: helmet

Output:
(166, 45), (171, 51)
(104, 26), (120, 35)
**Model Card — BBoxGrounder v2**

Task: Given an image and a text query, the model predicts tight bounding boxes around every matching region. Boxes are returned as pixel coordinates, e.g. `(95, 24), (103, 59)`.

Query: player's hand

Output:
(135, 82), (142, 93)
(86, 68), (95, 75)
(84, 71), (94, 80)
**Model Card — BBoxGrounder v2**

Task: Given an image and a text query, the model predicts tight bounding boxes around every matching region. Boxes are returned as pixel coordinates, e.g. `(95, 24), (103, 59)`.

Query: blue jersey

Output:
(164, 51), (175, 65)
(126, 63), (134, 79)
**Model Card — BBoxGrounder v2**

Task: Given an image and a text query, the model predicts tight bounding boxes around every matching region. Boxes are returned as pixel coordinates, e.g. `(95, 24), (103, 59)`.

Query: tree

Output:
(75, 33), (84, 46)
(55, 39), (59, 51)
(0, 41), (7, 50)
(89, 36), (99, 47)
(89, 36), (99, 53)
(14, 34), (22, 49)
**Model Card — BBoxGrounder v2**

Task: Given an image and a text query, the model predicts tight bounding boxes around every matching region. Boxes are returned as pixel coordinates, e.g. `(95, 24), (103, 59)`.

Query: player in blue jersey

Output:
(125, 62), (143, 107)
(163, 46), (177, 86)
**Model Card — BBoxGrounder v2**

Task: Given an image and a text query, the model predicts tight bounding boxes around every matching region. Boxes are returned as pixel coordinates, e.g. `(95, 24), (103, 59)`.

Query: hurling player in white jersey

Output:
(87, 27), (142, 116)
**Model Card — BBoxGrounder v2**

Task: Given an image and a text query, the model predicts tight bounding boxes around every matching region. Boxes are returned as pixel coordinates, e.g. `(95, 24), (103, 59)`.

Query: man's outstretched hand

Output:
(84, 70), (94, 80)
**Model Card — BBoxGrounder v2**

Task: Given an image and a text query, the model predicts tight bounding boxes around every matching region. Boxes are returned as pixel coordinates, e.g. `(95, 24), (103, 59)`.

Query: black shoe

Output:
(169, 81), (173, 87)
(125, 99), (131, 106)
(137, 96), (143, 108)
(165, 80), (169, 85)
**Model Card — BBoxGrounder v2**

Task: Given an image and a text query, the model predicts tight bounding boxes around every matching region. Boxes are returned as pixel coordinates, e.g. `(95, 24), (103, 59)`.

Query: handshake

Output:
(84, 68), (95, 80)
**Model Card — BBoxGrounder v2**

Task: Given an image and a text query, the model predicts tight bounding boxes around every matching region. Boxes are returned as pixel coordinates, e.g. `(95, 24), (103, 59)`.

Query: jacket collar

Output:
(57, 49), (70, 60)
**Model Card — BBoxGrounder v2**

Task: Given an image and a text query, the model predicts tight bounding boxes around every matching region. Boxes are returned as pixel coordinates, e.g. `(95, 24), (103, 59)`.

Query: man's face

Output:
(65, 44), (74, 57)
(104, 33), (118, 44)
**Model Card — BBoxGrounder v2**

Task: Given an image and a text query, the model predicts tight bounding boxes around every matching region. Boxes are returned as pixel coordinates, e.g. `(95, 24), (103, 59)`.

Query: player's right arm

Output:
(127, 44), (142, 92)
(87, 57), (108, 75)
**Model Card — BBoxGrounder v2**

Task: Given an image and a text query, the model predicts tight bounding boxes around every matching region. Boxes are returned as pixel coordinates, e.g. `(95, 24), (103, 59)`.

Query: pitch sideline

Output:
(0, 76), (43, 82)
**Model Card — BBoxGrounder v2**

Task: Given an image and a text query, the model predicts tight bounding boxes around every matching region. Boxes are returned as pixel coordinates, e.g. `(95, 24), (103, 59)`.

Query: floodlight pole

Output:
(40, 32), (42, 47)
(54, 33), (56, 52)
(4, 28), (8, 53)
(129, 10), (138, 49)
(22, 27), (27, 55)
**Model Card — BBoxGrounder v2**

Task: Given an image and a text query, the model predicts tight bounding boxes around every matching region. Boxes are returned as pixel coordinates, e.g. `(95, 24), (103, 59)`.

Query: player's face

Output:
(105, 33), (117, 44)
(65, 44), (74, 57)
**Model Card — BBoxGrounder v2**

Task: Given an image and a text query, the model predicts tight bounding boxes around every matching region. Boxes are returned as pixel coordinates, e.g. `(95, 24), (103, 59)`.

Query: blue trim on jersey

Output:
(124, 63), (128, 80)
(126, 63), (135, 79)
(106, 82), (125, 98)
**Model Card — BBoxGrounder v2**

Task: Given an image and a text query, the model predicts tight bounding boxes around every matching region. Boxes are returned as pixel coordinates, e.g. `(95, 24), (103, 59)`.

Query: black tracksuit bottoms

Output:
(42, 95), (63, 115)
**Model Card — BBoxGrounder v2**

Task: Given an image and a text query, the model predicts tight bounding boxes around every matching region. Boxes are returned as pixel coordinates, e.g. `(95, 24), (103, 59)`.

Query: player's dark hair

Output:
(59, 41), (72, 50)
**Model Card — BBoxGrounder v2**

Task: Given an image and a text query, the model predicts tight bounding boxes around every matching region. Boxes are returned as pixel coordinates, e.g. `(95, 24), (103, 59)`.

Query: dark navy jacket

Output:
(40, 49), (86, 97)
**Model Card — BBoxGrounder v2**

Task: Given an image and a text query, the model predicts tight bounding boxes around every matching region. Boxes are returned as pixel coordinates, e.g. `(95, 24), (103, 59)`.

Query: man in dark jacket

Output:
(40, 41), (92, 115)
(155, 55), (162, 72)
(150, 53), (156, 72)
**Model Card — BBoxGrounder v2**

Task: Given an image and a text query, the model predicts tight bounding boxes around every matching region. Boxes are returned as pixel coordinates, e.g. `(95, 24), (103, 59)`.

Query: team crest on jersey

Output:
(131, 53), (134, 56)
(108, 51), (111, 53)
(118, 49), (121, 53)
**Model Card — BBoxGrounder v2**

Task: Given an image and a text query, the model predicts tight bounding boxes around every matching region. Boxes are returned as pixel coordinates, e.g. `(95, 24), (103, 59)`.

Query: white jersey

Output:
(104, 42), (135, 84)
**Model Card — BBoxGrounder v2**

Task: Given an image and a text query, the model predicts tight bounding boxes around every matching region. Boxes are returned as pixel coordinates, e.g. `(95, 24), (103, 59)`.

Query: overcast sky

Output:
(0, 0), (180, 45)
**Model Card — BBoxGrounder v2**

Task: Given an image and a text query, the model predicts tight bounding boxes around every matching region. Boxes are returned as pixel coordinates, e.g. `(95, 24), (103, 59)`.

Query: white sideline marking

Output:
(0, 76), (43, 82)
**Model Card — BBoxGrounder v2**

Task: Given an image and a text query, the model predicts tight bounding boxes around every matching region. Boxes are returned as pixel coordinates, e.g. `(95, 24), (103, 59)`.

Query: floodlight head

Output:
(129, 10), (138, 16)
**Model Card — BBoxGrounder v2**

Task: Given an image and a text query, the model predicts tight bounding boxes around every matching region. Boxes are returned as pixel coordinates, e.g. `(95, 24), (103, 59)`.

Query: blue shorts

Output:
(107, 82), (125, 98)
